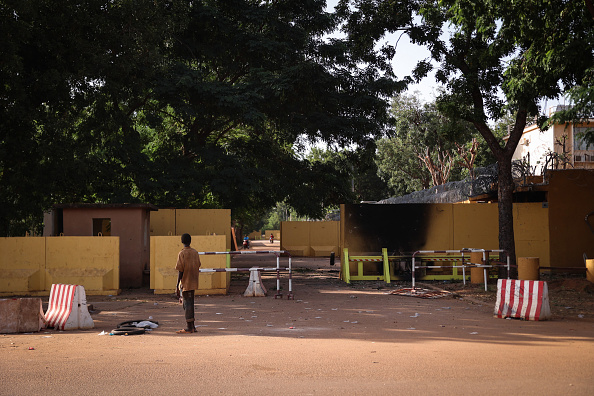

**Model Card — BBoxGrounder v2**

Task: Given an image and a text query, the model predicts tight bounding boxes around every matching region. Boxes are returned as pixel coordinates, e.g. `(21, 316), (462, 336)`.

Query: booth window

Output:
(93, 218), (111, 236)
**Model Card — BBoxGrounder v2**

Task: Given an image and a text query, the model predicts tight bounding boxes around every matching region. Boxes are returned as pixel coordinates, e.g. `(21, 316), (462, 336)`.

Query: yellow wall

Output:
(151, 235), (228, 295)
(45, 237), (120, 294)
(423, 204), (454, 250)
(309, 221), (341, 256)
(341, 203), (550, 268)
(280, 223), (310, 256)
(513, 203), (550, 268)
(248, 231), (261, 240)
(453, 203), (549, 267)
(452, 203), (498, 250)
(280, 222), (340, 257)
(0, 236), (120, 296)
(265, 229), (280, 241)
(150, 209), (176, 236)
(0, 237), (45, 293)
(548, 170), (594, 268)
(150, 209), (232, 251)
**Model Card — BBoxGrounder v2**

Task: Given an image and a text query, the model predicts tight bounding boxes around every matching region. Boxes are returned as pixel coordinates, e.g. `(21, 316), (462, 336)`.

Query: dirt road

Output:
(1, 241), (593, 395)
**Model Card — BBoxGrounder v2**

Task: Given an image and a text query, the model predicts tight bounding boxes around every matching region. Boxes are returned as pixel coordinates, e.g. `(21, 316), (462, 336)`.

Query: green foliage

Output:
(376, 136), (431, 196)
(307, 144), (391, 202)
(376, 93), (484, 195)
(0, 0), (168, 235)
(545, 68), (594, 149)
(0, 0), (405, 236)
(262, 202), (299, 231)
(338, 0), (593, 269)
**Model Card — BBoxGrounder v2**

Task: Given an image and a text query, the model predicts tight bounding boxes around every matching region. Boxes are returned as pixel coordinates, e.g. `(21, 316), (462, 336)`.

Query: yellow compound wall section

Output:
(280, 221), (339, 257)
(265, 229), (281, 241)
(0, 236), (120, 296)
(340, 202), (550, 271)
(150, 235), (228, 295)
(150, 209), (232, 252)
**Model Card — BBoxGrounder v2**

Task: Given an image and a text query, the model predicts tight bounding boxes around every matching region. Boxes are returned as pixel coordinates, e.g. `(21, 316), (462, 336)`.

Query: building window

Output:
(93, 218), (111, 236)
(574, 127), (593, 151)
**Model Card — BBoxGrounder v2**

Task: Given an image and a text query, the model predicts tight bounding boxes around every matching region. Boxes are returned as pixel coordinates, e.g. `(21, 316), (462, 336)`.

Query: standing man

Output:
(175, 233), (201, 334)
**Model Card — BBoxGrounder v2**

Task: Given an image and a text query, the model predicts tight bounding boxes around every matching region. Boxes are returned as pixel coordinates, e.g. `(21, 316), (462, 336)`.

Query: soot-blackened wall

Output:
(342, 204), (432, 254)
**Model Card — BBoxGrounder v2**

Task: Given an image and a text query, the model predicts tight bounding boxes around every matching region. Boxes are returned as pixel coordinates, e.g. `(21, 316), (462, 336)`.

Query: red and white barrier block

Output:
(494, 279), (551, 321)
(45, 284), (94, 330)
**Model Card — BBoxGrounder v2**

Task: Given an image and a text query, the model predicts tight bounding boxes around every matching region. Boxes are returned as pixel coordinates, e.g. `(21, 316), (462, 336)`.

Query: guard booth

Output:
(46, 203), (157, 288)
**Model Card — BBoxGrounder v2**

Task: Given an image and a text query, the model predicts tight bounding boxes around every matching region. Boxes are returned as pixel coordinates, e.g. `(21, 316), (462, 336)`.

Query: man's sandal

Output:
(176, 329), (194, 334)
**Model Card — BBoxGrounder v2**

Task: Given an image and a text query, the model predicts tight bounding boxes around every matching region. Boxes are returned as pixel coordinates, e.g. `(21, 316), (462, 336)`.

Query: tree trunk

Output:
(474, 109), (526, 280)
(497, 158), (517, 279)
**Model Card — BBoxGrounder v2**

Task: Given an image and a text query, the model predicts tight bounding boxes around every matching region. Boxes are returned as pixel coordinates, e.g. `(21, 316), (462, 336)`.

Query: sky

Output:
(300, 1), (567, 155)
(324, 0), (565, 112)
(325, 0), (438, 103)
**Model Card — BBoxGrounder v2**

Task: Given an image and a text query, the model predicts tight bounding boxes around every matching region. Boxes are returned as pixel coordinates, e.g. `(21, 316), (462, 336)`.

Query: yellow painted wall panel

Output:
(280, 223), (310, 256)
(150, 236), (179, 292)
(421, 204), (454, 251)
(265, 229), (281, 241)
(45, 236), (119, 294)
(309, 221), (340, 256)
(151, 235), (227, 294)
(453, 203), (549, 265)
(514, 203), (550, 268)
(548, 170), (594, 268)
(176, 209), (231, 250)
(0, 237), (45, 293)
(248, 231), (261, 240)
(453, 204), (499, 250)
(150, 209), (176, 236)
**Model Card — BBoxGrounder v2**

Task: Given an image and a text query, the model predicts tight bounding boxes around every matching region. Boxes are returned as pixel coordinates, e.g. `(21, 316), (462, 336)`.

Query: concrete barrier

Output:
(150, 209), (176, 236)
(0, 298), (45, 333)
(151, 235), (228, 295)
(243, 268), (267, 297)
(470, 251), (487, 284)
(45, 284), (94, 330)
(45, 237), (120, 295)
(176, 209), (232, 251)
(494, 279), (551, 321)
(309, 221), (340, 257)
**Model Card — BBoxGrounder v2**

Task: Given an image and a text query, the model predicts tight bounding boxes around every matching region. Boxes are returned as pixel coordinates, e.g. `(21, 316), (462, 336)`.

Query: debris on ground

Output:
(388, 288), (451, 299)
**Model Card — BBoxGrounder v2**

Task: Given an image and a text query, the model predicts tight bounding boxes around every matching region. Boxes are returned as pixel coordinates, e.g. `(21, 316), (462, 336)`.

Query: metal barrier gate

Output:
(342, 248), (390, 284)
(412, 249), (510, 291)
(197, 250), (293, 299)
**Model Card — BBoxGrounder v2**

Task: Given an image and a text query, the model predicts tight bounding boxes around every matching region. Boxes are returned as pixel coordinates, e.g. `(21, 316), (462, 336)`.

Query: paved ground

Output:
(1, 240), (593, 395)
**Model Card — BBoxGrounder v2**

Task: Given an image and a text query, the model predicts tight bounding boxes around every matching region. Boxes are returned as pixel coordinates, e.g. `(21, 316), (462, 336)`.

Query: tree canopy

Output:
(0, 0), (404, 236)
(338, 0), (594, 270)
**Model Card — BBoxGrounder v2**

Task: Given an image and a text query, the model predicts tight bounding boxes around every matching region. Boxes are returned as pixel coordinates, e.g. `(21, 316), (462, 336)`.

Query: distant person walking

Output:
(175, 233), (201, 334)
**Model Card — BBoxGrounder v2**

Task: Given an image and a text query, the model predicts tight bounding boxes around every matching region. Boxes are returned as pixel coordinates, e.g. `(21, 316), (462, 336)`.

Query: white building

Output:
(509, 106), (594, 175)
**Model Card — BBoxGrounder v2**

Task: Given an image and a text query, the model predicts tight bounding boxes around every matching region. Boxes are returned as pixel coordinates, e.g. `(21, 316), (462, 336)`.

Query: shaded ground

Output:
(1, 240), (593, 395)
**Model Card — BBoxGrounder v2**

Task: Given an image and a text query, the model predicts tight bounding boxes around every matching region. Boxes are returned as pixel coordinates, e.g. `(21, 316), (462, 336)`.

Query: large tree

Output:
(0, 0), (404, 236)
(383, 93), (478, 188)
(0, 0), (169, 235)
(308, 143), (391, 202)
(338, 0), (594, 273)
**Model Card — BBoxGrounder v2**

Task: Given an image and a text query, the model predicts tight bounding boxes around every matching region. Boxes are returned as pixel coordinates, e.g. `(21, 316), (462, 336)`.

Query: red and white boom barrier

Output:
(45, 284), (94, 330)
(494, 279), (551, 321)
(197, 250), (293, 299)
